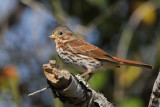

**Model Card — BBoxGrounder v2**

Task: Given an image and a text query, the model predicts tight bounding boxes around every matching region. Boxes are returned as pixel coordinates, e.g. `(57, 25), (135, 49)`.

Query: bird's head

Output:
(49, 26), (77, 44)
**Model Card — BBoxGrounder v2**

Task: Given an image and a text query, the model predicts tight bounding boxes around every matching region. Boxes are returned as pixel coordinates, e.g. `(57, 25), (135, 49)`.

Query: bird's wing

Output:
(66, 39), (120, 63)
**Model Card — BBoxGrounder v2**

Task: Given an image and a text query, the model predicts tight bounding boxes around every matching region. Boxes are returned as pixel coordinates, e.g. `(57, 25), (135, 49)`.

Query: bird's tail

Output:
(113, 57), (154, 70)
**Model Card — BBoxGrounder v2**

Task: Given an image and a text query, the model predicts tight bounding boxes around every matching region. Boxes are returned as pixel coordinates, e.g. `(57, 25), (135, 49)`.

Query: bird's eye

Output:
(59, 32), (63, 35)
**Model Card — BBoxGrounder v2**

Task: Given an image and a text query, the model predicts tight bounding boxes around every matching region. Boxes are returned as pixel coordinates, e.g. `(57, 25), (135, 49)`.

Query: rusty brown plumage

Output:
(66, 39), (120, 63)
(113, 57), (153, 69)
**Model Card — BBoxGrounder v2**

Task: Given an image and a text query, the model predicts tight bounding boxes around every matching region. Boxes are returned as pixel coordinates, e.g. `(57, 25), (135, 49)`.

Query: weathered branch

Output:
(148, 69), (160, 107)
(42, 60), (115, 107)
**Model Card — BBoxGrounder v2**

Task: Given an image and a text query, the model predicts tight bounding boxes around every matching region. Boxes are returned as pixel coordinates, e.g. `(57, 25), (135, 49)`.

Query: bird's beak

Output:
(49, 34), (57, 39)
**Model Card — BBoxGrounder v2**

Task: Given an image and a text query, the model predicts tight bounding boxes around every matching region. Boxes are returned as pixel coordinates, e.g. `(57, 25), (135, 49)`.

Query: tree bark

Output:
(42, 60), (115, 107)
(148, 69), (160, 107)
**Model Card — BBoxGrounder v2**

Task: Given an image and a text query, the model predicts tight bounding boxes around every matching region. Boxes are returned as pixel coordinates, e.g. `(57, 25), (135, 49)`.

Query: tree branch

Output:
(148, 69), (160, 107)
(42, 60), (115, 107)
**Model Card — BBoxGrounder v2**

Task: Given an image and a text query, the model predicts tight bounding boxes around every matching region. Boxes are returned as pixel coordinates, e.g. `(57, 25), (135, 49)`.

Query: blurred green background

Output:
(0, 0), (159, 107)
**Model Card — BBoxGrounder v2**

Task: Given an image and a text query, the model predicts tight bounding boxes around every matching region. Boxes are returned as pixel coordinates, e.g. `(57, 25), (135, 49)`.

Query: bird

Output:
(49, 26), (153, 81)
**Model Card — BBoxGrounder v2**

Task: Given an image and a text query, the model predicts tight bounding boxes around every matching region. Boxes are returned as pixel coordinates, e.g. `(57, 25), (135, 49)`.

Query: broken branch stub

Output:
(43, 60), (115, 107)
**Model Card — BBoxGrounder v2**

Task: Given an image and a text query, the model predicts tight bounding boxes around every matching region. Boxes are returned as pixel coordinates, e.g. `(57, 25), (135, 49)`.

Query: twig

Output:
(28, 86), (50, 96)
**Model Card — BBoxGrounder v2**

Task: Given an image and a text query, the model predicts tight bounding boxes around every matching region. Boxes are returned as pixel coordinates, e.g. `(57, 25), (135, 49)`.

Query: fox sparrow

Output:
(49, 26), (153, 81)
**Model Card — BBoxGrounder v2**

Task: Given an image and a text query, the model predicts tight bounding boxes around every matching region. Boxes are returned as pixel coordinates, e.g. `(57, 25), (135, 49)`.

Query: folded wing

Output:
(67, 39), (120, 64)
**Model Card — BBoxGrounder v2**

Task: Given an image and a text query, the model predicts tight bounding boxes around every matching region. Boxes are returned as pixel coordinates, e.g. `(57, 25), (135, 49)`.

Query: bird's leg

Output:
(80, 68), (93, 81)
(86, 73), (93, 82)
(80, 68), (92, 77)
